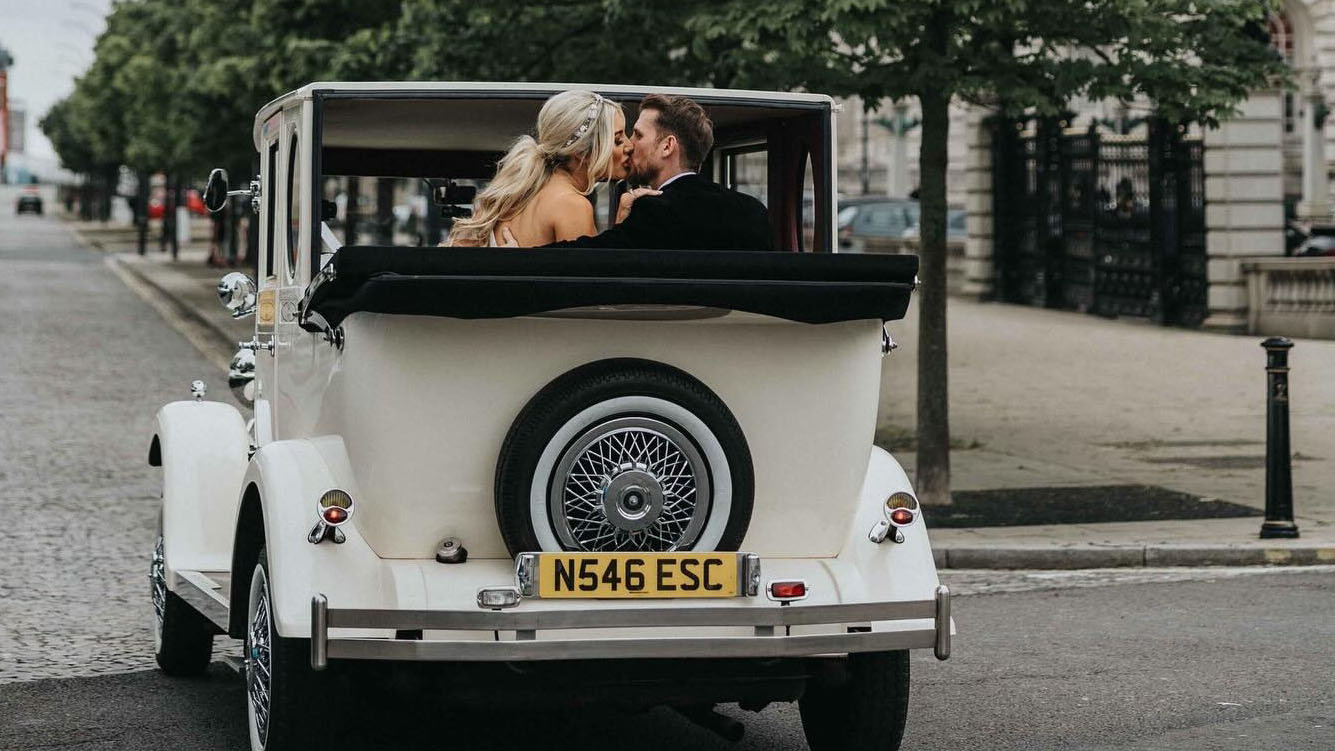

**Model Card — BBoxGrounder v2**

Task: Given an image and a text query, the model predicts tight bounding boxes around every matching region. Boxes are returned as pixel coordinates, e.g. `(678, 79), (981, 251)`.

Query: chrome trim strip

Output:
(325, 628), (938, 663)
(324, 600), (936, 631)
(172, 570), (230, 631)
(934, 585), (951, 661)
(311, 594), (329, 671)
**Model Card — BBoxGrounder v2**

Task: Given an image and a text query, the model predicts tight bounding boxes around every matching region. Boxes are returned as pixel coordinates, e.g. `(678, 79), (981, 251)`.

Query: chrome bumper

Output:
(309, 585), (951, 670)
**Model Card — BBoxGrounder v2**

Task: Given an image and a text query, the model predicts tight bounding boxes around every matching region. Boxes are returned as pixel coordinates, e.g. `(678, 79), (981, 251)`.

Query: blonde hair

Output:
(449, 90), (622, 245)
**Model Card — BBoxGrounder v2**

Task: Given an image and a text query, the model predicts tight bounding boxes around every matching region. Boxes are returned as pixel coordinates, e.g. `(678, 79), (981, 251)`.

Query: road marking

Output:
(104, 256), (230, 373)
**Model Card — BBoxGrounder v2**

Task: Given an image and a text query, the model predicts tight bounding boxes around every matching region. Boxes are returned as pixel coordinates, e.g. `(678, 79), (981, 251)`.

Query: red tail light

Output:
(889, 508), (916, 526)
(767, 580), (808, 601)
(321, 506), (349, 525)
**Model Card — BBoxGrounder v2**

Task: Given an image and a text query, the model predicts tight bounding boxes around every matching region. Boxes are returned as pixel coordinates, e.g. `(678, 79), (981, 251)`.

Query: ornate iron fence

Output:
(992, 117), (1207, 326)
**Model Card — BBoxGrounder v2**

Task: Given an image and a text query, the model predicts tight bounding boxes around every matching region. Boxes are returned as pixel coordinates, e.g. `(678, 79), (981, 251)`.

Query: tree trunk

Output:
(375, 177), (394, 245)
(168, 176), (180, 261)
(135, 171), (149, 255)
(915, 83), (952, 506)
(159, 173), (171, 253)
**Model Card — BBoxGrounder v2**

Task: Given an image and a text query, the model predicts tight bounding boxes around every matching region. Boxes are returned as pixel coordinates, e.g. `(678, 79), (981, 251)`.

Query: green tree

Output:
(686, 0), (1287, 504)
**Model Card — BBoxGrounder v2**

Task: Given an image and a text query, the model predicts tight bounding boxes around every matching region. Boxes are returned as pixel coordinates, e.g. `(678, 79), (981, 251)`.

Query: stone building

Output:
(835, 3), (1335, 337)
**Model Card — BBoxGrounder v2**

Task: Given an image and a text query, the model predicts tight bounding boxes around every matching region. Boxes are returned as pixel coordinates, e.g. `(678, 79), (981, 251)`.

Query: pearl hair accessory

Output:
(563, 93), (606, 149)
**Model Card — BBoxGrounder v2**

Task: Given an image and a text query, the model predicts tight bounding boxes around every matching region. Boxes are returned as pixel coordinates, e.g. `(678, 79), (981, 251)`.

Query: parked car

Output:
(838, 196), (919, 251)
(15, 187), (42, 215)
(904, 208), (968, 242)
(157, 81), (951, 751)
(1296, 233), (1335, 257)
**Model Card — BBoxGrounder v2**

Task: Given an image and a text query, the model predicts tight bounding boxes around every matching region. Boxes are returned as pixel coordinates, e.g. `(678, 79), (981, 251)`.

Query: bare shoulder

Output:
(547, 187), (594, 216)
(541, 187), (596, 242)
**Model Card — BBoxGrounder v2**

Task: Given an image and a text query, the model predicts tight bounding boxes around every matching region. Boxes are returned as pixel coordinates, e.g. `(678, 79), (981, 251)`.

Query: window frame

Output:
(285, 130), (301, 283)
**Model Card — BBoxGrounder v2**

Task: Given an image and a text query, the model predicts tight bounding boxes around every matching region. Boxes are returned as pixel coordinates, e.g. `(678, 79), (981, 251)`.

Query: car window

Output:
(724, 148), (768, 206)
(265, 142), (278, 277)
(286, 133), (301, 281)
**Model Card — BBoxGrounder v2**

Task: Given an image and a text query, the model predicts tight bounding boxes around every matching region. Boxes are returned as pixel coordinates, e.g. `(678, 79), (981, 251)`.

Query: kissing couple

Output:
(447, 90), (772, 251)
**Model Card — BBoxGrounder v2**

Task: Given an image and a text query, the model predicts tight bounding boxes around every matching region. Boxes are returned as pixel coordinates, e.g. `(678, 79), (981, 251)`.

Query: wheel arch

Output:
(227, 482), (265, 638)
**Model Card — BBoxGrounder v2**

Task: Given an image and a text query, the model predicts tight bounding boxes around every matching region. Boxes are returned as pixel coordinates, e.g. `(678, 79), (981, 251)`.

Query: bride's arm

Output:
(549, 193), (598, 243)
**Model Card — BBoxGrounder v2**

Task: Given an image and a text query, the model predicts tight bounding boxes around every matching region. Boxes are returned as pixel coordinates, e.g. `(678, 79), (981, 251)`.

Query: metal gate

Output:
(992, 117), (1207, 326)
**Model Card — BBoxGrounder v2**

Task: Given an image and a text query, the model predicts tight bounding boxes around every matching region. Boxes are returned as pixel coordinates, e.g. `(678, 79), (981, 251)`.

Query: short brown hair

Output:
(640, 94), (714, 171)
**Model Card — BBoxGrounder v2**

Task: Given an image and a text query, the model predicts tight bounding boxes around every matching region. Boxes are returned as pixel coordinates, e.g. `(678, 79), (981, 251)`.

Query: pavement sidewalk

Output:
(81, 220), (1335, 569)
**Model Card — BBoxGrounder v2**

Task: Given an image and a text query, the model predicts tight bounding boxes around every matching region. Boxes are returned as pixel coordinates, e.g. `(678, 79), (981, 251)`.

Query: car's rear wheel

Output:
(798, 650), (910, 751)
(495, 360), (754, 556)
(245, 546), (316, 751)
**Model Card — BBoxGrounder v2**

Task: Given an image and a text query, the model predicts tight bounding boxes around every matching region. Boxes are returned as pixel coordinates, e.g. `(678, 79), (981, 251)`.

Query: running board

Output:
(173, 570), (231, 632)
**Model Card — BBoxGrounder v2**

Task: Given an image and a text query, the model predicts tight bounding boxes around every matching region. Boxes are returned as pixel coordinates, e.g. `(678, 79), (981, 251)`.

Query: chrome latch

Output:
(239, 337), (276, 355)
(881, 325), (898, 356)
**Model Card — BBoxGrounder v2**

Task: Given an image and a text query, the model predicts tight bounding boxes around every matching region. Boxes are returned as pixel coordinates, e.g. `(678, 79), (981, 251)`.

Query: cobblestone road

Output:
(0, 207), (229, 684)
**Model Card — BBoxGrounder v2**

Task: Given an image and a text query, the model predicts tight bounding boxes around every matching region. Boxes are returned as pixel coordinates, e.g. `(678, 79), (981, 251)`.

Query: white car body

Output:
(149, 81), (949, 748)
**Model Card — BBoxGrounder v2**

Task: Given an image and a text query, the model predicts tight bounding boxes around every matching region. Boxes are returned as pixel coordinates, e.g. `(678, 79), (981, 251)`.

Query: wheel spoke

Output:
(553, 420), (710, 552)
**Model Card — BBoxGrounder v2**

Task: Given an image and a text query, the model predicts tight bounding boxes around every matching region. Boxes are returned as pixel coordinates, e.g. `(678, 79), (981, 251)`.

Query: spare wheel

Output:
(495, 359), (754, 556)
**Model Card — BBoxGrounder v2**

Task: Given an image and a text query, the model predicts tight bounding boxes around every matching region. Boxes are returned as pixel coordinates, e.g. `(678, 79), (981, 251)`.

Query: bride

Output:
(447, 90), (631, 246)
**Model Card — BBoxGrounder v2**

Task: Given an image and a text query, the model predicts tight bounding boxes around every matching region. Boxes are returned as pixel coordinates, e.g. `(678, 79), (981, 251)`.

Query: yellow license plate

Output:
(536, 553), (739, 599)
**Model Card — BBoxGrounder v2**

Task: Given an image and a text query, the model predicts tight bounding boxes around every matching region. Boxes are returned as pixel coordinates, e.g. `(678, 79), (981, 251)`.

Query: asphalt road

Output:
(1, 206), (1332, 749)
(2, 568), (1332, 750)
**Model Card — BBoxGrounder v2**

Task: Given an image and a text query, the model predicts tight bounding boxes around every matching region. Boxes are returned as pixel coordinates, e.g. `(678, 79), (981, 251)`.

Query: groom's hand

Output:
(497, 226), (520, 247)
(616, 187), (662, 225)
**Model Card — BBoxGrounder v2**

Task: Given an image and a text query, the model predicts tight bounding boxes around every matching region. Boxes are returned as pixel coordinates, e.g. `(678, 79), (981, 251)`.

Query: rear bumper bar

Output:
(310, 585), (951, 669)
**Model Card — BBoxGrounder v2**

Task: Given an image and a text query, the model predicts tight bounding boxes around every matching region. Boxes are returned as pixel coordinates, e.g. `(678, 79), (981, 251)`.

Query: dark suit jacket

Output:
(546, 174), (773, 251)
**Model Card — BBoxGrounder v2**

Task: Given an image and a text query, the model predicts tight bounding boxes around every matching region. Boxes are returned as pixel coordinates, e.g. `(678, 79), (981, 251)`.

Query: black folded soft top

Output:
(299, 246), (918, 331)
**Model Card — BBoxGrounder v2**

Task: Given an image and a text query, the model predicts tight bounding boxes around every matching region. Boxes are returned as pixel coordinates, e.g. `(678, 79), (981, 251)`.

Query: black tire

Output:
(245, 545), (318, 751)
(798, 651), (910, 751)
(151, 530), (213, 677)
(495, 359), (754, 556)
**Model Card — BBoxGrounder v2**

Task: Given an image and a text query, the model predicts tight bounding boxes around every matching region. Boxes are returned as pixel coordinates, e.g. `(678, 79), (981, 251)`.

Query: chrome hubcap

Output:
(247, 571), (273, 745)
(550, 417), (710, 551)
(150, 535), (166, 650)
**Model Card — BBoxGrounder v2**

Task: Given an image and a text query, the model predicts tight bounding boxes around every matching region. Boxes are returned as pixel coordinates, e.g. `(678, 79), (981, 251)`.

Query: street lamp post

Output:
(0, 45), (13, 184)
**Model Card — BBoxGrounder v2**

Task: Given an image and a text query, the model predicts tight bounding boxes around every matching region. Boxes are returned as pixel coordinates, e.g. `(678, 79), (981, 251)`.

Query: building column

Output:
(961, 107), (994, 299)
(1297, 67), (1332, 222)
(1202, 89), (1287, 331)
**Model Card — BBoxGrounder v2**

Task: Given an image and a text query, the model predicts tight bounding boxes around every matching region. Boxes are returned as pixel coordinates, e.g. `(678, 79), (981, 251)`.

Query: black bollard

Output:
(1260, 337), (1299, 539)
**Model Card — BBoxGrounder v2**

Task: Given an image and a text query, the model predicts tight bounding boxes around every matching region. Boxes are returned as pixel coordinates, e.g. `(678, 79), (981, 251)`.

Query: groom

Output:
(515, 93), (773, 251)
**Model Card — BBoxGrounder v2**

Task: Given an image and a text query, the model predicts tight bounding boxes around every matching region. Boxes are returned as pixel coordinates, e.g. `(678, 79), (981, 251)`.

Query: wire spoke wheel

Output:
(247, 567), (274, 746)
(150, 535), (166, 650)
(550, 417), (711, 552)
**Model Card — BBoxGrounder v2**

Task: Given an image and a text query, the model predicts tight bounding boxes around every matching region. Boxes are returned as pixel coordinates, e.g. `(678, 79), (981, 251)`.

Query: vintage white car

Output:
(149, 81), (950, 751)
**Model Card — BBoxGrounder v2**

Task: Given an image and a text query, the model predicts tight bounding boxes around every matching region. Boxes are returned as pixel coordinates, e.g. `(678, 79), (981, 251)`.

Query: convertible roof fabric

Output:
(299, 246), (918, 330)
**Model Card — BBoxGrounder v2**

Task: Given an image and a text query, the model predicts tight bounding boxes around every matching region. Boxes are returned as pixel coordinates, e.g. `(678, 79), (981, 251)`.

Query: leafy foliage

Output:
(43, 0), (1288, 501)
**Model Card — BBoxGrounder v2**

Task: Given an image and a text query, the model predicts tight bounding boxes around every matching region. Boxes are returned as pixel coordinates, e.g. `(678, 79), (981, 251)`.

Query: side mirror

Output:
(204, 168), (229, 213)
(217, 272), (258, 319)
(228, 348), (256, 407)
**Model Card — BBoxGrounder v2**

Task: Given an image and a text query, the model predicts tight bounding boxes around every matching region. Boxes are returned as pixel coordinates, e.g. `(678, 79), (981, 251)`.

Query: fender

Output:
(833, 445), (942, 604)
(151, 400), (249, 575)
(231, 436), (390, 638)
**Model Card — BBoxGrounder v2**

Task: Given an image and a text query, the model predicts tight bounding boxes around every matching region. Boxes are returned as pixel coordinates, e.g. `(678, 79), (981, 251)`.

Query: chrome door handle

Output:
(239, 336), (276, 354)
